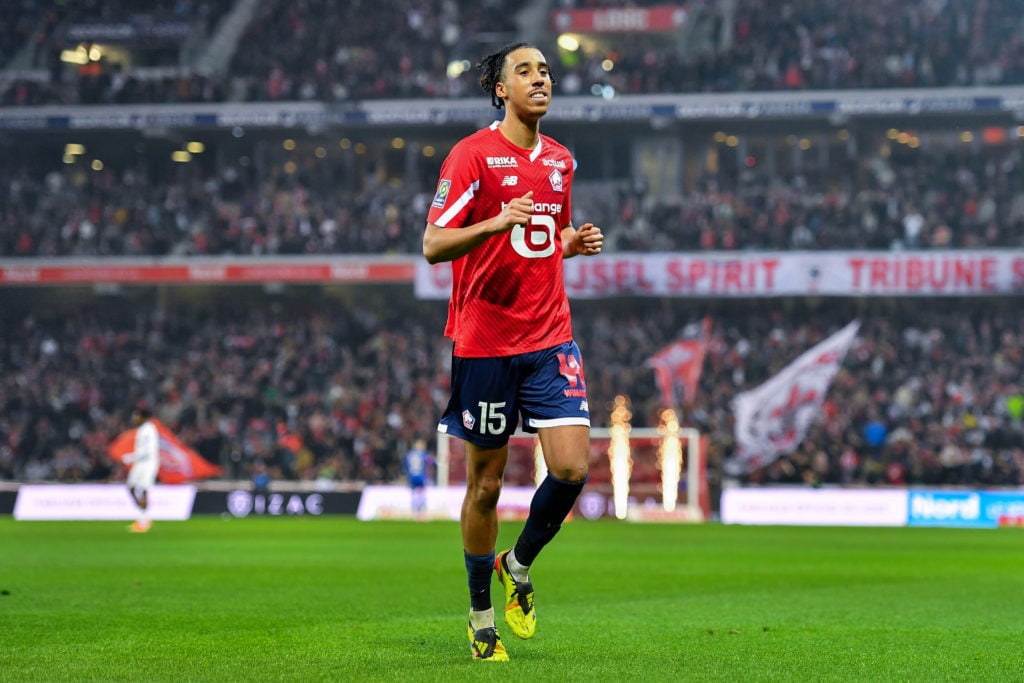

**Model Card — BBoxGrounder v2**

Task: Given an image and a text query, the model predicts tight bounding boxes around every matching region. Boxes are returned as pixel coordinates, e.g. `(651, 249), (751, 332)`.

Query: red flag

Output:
(108, 419), (222, 483)
(646, 318), (711, 407)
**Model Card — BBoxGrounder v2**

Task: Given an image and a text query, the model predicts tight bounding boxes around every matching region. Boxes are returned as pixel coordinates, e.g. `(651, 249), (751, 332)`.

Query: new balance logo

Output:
(501, 176), (518, 186)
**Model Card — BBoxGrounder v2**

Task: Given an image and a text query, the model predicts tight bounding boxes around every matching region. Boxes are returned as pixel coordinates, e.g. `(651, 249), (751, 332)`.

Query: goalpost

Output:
(436, 426), (706, 522)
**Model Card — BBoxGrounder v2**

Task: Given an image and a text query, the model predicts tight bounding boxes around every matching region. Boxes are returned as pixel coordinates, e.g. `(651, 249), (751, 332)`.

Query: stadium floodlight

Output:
(446, 60), (471, 79)
(557, 35), (580, 52)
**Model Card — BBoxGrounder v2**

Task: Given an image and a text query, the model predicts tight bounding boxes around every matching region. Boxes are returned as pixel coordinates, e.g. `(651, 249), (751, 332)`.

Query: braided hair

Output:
(477, 42), (556, 109)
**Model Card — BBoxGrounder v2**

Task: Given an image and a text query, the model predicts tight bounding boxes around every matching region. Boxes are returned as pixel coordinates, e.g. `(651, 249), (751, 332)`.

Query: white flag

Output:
(727, 320), (861, 476)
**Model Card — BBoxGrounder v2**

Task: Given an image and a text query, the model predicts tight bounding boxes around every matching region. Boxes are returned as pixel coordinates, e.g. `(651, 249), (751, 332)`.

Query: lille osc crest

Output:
(548, 169), (563, 193)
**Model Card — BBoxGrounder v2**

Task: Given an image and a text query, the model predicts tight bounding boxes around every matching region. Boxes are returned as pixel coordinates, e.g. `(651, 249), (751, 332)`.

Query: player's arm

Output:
(561, 222), (604, 259)
(422, 191), (535, 264)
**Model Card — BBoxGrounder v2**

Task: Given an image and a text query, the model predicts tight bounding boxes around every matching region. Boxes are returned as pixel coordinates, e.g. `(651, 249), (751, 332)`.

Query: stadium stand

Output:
(4, 0), (1024, 105)
(1, 0), (230, 105)
(224, 0), (517, 102)
(554, 0), (1024, 96)
(612, 128), (1024, 251)
(1, 290), (1021, 492)
(0, 0), (514, 104)
(2, 0), (1024, 501)
(0, 139), (431, 257)
(3, 120), (1024, 256)
(0, 287), (450, 484)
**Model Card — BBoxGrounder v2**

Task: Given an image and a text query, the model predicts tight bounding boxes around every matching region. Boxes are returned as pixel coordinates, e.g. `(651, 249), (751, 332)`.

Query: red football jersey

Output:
(427, 122), (575, 357)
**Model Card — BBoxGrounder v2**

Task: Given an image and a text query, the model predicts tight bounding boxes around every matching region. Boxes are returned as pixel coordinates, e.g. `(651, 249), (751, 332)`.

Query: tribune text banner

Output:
(414, 251), (1024, 299)
(108, 420), (222, 483)
(727, 320), (861, 475)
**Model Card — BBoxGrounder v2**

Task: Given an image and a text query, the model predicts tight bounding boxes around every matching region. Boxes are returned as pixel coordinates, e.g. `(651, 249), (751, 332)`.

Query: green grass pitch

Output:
(1, 516), (1021, 682)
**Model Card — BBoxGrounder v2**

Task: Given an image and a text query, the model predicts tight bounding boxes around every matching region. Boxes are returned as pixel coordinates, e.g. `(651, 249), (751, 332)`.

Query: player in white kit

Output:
(123, 407), (159, 533)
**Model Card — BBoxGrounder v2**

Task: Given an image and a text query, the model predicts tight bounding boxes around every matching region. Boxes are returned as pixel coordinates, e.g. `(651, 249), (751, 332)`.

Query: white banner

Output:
(414, 250), (1024, 298)
(721, 488), (908, 526)
(727, 320), (861, 475)
(356, 485), (536, 521)
(13, 484), (196, 520)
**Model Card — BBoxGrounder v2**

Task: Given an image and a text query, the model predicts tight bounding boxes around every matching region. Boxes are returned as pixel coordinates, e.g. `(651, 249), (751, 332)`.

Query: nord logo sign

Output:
(908, 492), (983, 528)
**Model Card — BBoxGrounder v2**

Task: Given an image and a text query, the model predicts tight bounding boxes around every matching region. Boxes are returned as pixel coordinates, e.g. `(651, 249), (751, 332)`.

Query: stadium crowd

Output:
(4, 127), (1024, 258)
(0, 0), (515, 106)
(3, 0), (1024, 106)
(556, 0), (1024, 96)
(0, 147), (430, 257)
(613, 133), (1024, 252)
(1, 291), (1021, 494)
(3, 0), (1024, 505)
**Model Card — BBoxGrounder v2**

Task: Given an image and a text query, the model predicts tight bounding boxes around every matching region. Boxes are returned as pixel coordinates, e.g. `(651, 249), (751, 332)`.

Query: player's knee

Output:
(467, 475), (503, 508)
(548, 463), (588, 484)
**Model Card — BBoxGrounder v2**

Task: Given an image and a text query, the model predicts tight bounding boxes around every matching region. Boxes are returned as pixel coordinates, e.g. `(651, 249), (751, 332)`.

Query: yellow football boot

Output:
(467, 622), (509, 661)
(495, 549), (536, 639)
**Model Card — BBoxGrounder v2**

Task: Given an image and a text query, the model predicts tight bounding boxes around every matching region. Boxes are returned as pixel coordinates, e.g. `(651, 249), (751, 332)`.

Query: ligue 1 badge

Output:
(432, 179), (451, 209)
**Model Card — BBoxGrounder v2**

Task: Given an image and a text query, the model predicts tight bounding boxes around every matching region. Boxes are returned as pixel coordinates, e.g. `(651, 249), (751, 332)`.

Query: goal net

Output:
(437, 427), (708, 522)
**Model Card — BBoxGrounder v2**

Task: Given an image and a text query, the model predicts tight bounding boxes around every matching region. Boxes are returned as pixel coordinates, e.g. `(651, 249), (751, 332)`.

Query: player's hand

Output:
(494, 191), (533, 233)
(568, 223), (603, 256)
